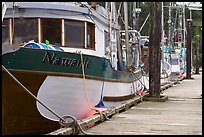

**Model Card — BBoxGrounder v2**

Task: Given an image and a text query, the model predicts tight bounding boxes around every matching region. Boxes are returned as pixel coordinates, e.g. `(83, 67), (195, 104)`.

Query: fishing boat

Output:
(2, 2), (148, 134)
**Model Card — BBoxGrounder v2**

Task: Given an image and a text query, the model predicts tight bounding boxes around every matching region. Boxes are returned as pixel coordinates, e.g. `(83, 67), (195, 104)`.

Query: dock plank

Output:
(83, 72), (202, 135)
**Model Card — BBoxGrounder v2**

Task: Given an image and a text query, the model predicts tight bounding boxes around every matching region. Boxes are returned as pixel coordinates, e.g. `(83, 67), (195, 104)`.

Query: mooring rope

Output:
(79, 51), (109, 121)
(127, 66), (148, 92)
(2, 64), (90, 135)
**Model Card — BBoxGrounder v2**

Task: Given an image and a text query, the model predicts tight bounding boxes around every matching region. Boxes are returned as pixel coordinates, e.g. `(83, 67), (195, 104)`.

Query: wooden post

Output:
(186, 19), (192, 79)
(148, 2), (162, 98)
(195, 35), (200, 74)
(116, 30), (123, 71)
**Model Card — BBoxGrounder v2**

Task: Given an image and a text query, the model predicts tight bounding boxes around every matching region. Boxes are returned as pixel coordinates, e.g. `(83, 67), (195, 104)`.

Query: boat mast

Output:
(161, 2), (165, 72)
(132, 2), (141, 31)
(123, 2), (130, 68)
(105, 2), (113, 65)
(113, 2), (123, 71)
(109, 2), (113, 65)
(183, 3), (186, 48)
(182, 3), (186, 72)
(168, 2), (172, 65)
(105, 2), (109, 10)
(178, 4), (183, 48)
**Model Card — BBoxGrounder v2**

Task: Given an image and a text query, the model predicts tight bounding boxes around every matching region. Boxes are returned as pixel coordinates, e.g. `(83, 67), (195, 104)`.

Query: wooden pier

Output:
(48, 69), (201, 135)
(82, 71), (202, 135)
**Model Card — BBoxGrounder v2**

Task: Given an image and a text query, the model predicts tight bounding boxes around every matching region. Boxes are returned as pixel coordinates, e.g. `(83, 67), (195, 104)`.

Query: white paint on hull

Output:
(36, 75), (147, 121)
(103, 76), (147, 96)
(140, 75), (149, 90)
(171, 65), (180, 72)
(37, 76), (103, 121)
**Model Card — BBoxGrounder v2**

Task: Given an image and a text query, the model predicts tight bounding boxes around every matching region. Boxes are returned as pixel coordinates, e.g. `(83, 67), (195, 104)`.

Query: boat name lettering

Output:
(42, 51), (91, 68)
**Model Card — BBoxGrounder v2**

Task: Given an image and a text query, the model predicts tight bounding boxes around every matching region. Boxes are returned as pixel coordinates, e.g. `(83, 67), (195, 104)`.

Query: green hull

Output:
(2, 47), (142, 82)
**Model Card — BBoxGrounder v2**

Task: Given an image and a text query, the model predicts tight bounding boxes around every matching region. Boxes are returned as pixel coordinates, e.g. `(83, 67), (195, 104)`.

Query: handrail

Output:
(2, 2), (7, 22)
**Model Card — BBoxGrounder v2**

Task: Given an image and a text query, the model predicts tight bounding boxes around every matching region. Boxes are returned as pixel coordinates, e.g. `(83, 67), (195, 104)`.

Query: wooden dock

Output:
(48, 71), (202, 135)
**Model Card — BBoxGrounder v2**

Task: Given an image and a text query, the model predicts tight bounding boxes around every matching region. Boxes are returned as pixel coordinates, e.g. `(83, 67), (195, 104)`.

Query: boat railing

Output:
(2, 2), (7, 22)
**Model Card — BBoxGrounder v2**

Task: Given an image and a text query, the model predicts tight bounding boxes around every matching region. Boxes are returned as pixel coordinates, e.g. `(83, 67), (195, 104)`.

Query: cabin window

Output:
(2, 19), (9, 45)
(13, 18), (38, 44)
(104, 31), (109, 52)
(87, 22), (95, 49)
(41, 18), (61, 45)
(64, 20), (85, 48)
(172, 58), (179, 65)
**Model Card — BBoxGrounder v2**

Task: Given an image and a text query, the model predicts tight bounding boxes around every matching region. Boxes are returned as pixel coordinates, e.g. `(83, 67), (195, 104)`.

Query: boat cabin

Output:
(2, 2), (121, 70)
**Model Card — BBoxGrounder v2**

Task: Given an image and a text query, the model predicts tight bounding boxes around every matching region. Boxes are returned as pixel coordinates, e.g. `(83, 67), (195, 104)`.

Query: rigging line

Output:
(2, 65), (65, 123)
(82, 3), (105, 32)
(138, 13), (150, 34)
(116, 2), (123, 22)
(84, 13), (104, 32)
(108, 2), (113, 64)
(118, 13), (126, 26)
(127, 66), (148, 91)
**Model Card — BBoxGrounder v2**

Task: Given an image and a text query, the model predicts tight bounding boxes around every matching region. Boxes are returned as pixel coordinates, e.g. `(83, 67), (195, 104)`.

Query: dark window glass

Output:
(2, 19), (9, 45)
(87, 22), (95, 49)
(41, 18), (61, 45)
(64, 20), (84, 47)
(104, 31), (109, 51)
(172, 58), (178, 65)
(13, 18), (38, 44)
